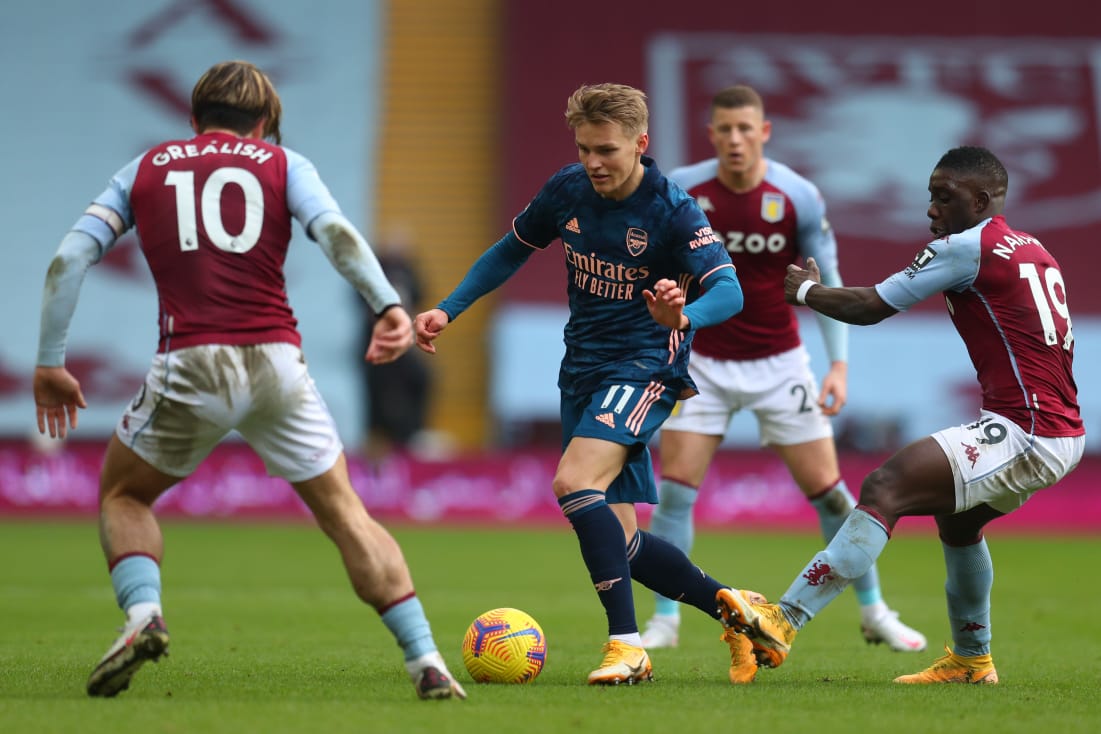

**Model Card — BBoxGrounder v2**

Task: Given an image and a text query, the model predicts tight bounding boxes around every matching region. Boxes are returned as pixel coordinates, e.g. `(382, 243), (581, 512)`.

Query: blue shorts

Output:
(560, 379), (677, 505)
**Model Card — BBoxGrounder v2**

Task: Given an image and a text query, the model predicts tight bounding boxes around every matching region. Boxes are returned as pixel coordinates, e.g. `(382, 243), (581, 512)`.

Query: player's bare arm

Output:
(414, 308), (451, 354)
(366, 306), (414, 365)
(643, 278), (689, 330)
(33, 365), (87, 439)
(785, 257), (897, 325)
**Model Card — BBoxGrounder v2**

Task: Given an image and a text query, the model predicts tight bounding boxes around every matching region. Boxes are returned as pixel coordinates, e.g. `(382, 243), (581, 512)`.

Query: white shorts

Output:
(116, 342), (343, 482)
(931, 410), (1085, 514)
(662, 346), (833, 446)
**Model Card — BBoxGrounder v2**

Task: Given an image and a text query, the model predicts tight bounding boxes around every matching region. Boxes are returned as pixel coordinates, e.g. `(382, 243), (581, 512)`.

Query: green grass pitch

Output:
(1, 521), (1099, 733)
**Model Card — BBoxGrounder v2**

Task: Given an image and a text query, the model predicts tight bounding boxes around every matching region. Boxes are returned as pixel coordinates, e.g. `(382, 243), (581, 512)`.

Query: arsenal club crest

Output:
(626, 227), (649, 256)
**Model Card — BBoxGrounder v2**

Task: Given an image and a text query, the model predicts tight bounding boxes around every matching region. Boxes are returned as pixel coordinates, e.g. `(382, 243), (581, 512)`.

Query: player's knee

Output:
(858, 466), (904, 516)
(551, 473), (579, 499)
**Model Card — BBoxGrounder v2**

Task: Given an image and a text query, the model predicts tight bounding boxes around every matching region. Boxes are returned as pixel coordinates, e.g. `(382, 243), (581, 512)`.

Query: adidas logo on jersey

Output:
(565, 217), (581, 233)
(595, 412), (615, 429)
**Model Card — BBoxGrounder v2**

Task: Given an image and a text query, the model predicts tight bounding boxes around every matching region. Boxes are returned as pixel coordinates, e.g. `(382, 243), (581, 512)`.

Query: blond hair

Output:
(191, 60), (283, 143)
(564, 83), (648, 137)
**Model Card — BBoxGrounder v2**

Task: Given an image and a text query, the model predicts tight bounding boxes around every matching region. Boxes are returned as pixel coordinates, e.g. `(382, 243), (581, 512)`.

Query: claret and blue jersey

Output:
(513, 157), (734, 397)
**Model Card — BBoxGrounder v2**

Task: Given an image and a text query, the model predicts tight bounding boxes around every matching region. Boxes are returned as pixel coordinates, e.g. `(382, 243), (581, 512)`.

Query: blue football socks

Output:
(110, 554), (162, 614)
(648, 479), (698, 617)
(810, 481), (883, 605)
(380, 594), (437, 661)
(942, 537), (994, 656)
(780, 509), (890, 627)
(559, 490), (637, 635)
(628, 530), (723, 619)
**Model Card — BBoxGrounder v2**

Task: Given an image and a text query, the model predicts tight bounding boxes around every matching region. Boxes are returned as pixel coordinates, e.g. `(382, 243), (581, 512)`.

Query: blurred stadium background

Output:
(1, 0), (1098, 531)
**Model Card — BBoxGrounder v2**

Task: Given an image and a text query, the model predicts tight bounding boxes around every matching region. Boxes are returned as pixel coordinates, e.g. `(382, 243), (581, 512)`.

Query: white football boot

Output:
(86, 610), (170, 697)
(407, 651), (468, 700)
(639, 614), (680, 649)
(861, 604), (928, 652)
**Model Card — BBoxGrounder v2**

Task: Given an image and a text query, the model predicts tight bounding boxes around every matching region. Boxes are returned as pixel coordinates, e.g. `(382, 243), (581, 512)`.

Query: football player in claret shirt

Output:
(719, 145), (1084, 685)
(415, 83), (767, 686)
(34, 60), (465, 701)
(640, 86), (926, 675)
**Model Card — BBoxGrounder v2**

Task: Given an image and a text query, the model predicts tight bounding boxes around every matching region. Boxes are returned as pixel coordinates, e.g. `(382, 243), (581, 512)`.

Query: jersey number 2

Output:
(164, 167), (263, 254)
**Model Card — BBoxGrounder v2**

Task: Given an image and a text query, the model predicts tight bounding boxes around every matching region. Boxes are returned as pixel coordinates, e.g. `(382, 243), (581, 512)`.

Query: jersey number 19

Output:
(1019, 263), (1073, 351)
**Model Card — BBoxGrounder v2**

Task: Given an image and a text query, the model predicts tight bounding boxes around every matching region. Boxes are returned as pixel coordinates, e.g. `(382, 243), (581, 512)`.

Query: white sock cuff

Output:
(125, 601), (162, 623)
(405, 650), (445, 679)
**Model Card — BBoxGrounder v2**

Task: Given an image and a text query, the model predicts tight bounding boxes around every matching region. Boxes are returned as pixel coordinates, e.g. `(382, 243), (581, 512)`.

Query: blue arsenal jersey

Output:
(513, 157), (734, 397)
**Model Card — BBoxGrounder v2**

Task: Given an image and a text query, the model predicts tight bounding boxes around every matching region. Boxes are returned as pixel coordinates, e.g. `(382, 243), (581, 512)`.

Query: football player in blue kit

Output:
(416, 83), (763, 686)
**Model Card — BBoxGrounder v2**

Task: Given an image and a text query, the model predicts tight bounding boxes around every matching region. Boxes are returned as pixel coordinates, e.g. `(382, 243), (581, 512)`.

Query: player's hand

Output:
(414, 308), (451, 354)
(784, 256), (822, 304)
(366, 306), (414, 365)
(33, 365), (87, 439)
(818, 361), (848, 416)
(643, 278), (688, 330)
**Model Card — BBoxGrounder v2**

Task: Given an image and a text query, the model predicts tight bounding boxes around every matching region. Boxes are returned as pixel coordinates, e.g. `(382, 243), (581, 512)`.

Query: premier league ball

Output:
(461, 607), (547, 683)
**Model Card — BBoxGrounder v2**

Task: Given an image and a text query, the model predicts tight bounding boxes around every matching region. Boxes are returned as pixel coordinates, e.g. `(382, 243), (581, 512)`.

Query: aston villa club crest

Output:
(761, 193), (785, 223)
(626, 227), (649, 256)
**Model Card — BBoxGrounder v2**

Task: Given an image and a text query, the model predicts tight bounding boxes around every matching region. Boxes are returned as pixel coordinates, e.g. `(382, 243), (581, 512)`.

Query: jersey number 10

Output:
(164, 167), (263, 254)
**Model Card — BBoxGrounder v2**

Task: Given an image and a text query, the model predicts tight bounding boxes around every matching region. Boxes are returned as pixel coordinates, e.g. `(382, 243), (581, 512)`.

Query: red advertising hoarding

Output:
(3, 440), (1098, 531)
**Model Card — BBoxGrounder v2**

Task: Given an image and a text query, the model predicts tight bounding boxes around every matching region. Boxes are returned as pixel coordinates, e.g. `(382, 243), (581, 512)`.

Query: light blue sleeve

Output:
(309, 212), (400, 314)
(812, 301), (848, 364)
(285, 148), (398, 312)
(40, 156), (146, 365)
(667, 159), (718, 191)
(785, 177), (839, 277)
(284, 148), (343, 237)
(71, 155), (142, 252)
(37, 231), (103, 365)
(875, 229), (982, 312)
(772, 161), (847, 363)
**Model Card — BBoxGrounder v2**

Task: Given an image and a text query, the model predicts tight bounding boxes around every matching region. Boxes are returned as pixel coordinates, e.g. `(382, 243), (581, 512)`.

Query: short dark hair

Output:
(711, 85), (764, 113)
(935, 146), (1008, 192)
